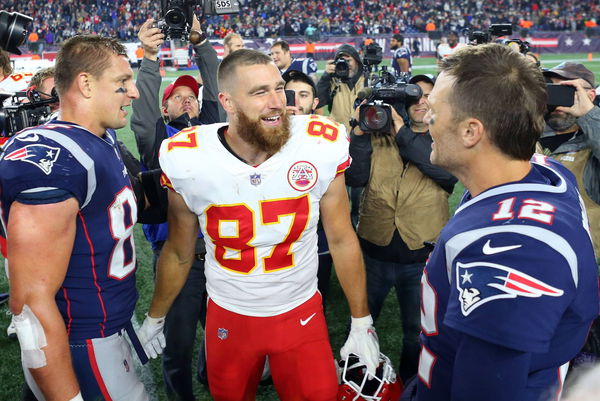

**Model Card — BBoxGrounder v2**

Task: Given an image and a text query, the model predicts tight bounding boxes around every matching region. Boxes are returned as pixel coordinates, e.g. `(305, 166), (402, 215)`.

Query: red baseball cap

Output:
(162, 75), (199, 105)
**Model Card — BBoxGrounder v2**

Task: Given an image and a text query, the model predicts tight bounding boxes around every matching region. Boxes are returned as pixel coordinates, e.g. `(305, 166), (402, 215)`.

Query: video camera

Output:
(158, 0), (240, 40)
(0, 11), (32, 55)
(466, 24), (531, 54)
(0, 89), (59, 137)
(356, 42), (422, 133)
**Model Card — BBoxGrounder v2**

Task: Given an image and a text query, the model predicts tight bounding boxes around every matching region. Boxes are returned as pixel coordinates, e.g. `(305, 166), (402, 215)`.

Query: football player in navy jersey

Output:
(414, 43), (599, 401)
(0, 35), (150, 401)
(271, 40), (318, 84)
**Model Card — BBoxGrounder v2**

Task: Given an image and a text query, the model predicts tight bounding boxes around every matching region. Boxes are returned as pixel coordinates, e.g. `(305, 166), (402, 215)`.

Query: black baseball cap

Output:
(543, 62), (596, 87)
(409, 74), (436, 85)
(282, 69), (317, 96)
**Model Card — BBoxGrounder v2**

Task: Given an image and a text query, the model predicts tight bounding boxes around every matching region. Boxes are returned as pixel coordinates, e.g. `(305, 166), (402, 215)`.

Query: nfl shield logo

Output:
(250, 173), (261, 186)
(217, 328), (229, 340)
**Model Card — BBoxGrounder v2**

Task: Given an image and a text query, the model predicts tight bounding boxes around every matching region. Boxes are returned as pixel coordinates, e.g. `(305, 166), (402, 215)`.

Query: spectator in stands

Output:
(390, 33), (412, 75)
(131, 15), (221, 401)
(270, 39), (318, 83)
(316, 43), (364, 132)
(223, 32), (244, 58)
(346, 74), (456, 381)
(540, 62), (600, 256)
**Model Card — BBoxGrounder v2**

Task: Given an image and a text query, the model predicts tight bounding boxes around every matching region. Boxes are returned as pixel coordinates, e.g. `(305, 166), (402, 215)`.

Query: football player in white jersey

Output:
(142, 49), (379, 400)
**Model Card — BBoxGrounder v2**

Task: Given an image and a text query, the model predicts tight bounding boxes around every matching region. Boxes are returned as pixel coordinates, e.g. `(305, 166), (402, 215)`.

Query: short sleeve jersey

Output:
(0, 122), (138, 340)
(391, 46), (412, 75)
(417, 157), (599, 401)
(159, 115), (350, 316)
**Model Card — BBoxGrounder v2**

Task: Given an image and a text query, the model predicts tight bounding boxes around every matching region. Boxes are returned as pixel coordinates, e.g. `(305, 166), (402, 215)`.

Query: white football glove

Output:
(137, 314), (166, 359)
(340, 315), (380, 375)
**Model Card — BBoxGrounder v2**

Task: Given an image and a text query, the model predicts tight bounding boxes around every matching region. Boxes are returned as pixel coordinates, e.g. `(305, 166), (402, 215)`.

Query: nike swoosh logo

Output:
(482, 240), (522, 255)
(300, 313), (317, 326)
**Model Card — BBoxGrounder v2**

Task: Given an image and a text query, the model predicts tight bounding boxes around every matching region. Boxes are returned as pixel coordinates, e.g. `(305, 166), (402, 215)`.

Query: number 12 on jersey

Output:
(205, 194), (310, 274)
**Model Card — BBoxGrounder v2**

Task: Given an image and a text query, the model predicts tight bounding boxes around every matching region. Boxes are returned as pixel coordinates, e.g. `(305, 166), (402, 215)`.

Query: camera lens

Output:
(363, 105), (389, 131)
(164, 8), (187, 29)
(0, 11), (33, 55)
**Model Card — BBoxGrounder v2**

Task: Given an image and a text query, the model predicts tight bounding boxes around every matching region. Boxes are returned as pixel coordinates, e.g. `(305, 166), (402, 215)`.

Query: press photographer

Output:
(316, 43), (364, 131)
(345, 73), (456, 382)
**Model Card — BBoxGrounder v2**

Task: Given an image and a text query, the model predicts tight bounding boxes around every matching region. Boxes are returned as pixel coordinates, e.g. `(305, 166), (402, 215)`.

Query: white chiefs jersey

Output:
(0, 72), (33, 100)
(437, 42), (465, 59)
(159, 115), (350, 316)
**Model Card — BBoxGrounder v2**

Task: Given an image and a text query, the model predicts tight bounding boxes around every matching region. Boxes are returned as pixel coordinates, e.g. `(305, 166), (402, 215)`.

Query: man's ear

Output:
(461, 118), (484, 149)
(586, 88), (596, 103)
(161, 104), (169, 117)
(76, 72), (93, 98)
(311, 97), (320, 112)
(218, 92), (235, 113)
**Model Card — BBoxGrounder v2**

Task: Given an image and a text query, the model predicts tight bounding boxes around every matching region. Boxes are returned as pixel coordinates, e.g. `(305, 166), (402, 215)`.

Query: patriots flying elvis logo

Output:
(4, 144), (61, 175)
(456, 261), (563, 316)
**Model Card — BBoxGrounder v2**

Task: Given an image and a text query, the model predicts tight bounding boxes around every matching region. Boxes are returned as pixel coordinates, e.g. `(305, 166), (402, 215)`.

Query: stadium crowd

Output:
(2, 0), (600, 46)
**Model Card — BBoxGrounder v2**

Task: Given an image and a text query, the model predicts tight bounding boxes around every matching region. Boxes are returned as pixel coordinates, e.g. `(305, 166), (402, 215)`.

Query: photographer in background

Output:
(345, 74), (456, 381)
(132, 15), (222, 401)
(316, 44), (364, 132)
(540, 62), (600, 257)
(28, 67), (59, 113)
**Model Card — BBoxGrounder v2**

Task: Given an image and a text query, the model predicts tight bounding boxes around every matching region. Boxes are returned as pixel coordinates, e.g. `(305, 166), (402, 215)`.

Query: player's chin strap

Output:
(124, 321), (149, 365)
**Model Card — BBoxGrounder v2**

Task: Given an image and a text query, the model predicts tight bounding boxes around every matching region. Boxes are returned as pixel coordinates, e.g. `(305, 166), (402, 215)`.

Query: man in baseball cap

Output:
(161, 74), (202, 122)
(540, 61), (600, 257)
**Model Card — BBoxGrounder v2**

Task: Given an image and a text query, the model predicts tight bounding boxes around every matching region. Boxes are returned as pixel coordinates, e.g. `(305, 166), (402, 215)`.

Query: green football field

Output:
(0, 52), (599, 400)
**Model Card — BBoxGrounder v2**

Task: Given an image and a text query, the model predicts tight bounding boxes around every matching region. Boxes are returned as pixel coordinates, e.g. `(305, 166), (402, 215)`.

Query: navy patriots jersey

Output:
(417, 156), (599, 401)
(391, 46), (412, 75)
(283, 58), (318, 76)
(0, 122), (138, 340)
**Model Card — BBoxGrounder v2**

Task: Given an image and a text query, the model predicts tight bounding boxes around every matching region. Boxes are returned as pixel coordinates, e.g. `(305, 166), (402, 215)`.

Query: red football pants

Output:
(205, 292), (338, 401)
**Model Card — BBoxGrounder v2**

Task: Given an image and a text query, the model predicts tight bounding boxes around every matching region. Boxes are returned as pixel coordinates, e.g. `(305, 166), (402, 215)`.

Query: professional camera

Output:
(362, 41), (383, 66)
(0, 11), (32, 55)
(333, 58), (350, 80)
(358, 68), (422, 133)
(465, 24), (531, 55)
(0, 89), (58, 137)
(467, 24), (512, 45)
(158, 0), (239, 40)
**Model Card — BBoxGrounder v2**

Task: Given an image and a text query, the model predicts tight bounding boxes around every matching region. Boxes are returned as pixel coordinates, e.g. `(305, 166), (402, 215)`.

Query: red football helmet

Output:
(337, 353), (403, 401)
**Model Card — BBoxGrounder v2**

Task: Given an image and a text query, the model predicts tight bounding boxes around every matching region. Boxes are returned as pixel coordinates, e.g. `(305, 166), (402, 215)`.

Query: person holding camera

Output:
(345, 74), (456, 382)
(132, 16), (223, 401)
(413, 43), (598, 401)
(0, 34), (150, 401)
(316, 44), (364, 132)
(540, 62), (600, 257)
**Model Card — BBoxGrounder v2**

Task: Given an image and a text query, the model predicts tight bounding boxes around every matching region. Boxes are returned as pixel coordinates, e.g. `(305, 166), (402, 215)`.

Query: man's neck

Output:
(410, 121), (428, 133)
(223, 125), (270, 166)
(556, 123), (579, 135)
(459, 156), (531, 198)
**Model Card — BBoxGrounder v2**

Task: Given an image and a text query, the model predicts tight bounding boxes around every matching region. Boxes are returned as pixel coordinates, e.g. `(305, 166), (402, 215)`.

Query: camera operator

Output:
(345, 74), (456, 382)
(132, 15), (223, 401)
(27, 67), (59, 112)
(540, 62), (600, 257)
(316, 44), (364, 132)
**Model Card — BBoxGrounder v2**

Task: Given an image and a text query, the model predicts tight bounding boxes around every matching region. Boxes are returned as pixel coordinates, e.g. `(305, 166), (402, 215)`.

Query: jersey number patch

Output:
(205, 194), (310, 274)
(107, 187), (136, 279)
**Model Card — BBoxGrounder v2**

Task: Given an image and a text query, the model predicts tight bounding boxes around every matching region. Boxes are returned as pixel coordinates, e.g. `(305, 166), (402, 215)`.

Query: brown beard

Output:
(235, 108), (291, 155)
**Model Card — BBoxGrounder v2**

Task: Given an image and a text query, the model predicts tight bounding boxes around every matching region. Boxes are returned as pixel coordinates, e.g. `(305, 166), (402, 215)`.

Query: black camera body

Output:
(334, 58), (350, 80)
(467, 24), (512, 45)
(0, 91), (58, 137)
(358, 69), (422, 133)
(158, 0), (239, 40)
(362, 42), (383, 66)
